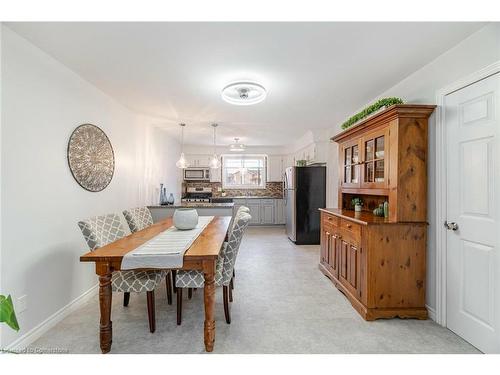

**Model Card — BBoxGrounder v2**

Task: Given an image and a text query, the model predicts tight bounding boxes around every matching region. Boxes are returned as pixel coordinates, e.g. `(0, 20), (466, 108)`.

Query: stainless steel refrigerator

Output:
(284, 166), (326, 244)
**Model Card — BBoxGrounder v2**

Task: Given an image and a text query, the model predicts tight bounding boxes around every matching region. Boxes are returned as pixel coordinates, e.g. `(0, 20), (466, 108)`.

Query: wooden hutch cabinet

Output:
(319, 104), (435, 320)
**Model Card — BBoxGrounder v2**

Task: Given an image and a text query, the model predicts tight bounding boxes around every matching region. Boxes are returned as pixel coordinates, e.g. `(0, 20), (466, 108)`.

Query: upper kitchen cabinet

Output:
(267, 155), (284, 182)
(290, 141), (328, 166)
(332, 104), (436, 222)
(185, 154), (211, 167)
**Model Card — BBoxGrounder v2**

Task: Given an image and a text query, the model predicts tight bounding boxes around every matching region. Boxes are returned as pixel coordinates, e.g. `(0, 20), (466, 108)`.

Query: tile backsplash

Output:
(183, 182), (284, 198)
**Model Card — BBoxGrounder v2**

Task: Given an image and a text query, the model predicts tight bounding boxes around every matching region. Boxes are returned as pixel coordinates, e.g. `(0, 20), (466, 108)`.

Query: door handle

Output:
(444, 221), (459, 231)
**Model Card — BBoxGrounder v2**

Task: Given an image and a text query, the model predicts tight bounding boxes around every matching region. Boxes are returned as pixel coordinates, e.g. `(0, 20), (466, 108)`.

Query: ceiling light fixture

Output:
(209, 123), (221, 169)
(221, 81), (267, 106)
(229, 138), (246, 152)
(175, 123), (190, 169)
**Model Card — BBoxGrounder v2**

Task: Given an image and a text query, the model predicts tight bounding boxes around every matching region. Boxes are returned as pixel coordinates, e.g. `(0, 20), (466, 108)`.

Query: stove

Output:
(181, 187), (212, 203)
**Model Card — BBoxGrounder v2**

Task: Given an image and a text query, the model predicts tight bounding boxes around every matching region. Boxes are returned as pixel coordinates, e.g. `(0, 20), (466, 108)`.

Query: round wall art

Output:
(67, 124), (115, 192)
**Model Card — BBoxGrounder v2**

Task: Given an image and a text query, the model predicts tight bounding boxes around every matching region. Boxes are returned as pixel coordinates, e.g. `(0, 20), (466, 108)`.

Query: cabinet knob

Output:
(346, 224), (352, 229)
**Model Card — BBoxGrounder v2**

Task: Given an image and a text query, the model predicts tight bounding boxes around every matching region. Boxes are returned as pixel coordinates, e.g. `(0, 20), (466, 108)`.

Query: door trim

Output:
(435, 60), (500, 327)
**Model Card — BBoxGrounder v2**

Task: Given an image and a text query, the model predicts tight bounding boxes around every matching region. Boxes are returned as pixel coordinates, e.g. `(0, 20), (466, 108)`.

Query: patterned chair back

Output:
(229, 205), (250, 234)
(221, 212), (251, 285)
(78, 213), (127, 251)
(123, 207), (154, 232)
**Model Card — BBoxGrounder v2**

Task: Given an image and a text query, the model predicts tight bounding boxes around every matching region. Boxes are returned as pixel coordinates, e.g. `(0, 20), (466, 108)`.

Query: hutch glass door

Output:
(361, 129), (389, 189)
(341, 140), (361, 188)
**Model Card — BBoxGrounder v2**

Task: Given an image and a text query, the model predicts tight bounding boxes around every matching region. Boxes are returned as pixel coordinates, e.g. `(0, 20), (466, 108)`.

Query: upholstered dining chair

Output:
(184, 205), (250, 300)
(175, 212), (251, 325)
(78, 213), (168, 333)
(123, 207), (174, 304)
(229, 205), (250, 285)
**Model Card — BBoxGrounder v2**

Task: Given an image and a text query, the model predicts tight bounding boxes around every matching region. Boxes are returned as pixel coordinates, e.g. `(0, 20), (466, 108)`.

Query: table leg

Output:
(203, 259), (216, 352)
(97, 265), (113, 354)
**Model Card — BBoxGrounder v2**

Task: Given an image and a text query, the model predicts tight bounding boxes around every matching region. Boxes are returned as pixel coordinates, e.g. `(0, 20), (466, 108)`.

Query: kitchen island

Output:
(148, 203), (234, 223)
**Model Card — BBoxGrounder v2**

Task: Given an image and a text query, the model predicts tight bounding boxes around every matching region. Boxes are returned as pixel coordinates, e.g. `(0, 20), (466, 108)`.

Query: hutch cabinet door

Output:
(360, 128), (390, 190)
(340, 139), (361, 188)
(329, 233), (340, 279)
(339, 235), (362, 299)
(320, 227), (330, 266)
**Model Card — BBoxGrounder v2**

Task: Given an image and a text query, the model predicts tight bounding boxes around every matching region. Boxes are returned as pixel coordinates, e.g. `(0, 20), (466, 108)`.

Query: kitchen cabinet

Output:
(185, 154), (211, 167)
(231, 198), (285, 225)
(267, 155), (284, 182)
(246, 201), (262, 225)
(274, 199), (285, 224)
(260, 199), (275, 224)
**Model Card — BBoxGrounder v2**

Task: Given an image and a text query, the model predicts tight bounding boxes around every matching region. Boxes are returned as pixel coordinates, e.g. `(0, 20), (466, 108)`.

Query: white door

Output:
(445, 72), (500, 353)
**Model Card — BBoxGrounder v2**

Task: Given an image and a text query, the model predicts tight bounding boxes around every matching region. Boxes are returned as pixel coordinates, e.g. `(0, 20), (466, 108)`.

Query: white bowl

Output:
(173, 208), (199, 230)
(375, 151), (384, 158)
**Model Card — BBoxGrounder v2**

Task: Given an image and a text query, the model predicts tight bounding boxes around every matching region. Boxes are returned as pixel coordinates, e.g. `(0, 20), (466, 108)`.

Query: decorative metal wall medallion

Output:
(67, 124), (115, 192)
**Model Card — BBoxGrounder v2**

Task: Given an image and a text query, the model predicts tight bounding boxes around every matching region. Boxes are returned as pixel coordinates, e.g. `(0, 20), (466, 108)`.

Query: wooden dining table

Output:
(80, 215), (231, 354)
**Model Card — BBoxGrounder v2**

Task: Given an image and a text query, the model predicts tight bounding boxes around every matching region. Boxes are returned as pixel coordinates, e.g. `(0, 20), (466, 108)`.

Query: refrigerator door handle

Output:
(283, 172), (288, 205)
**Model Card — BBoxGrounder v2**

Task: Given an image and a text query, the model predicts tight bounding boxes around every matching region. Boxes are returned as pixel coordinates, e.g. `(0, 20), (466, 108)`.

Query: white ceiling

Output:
(7, 22), (485, 146)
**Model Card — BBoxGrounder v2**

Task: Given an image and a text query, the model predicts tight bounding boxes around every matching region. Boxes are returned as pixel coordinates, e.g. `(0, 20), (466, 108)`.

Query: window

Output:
(222, 154), (267, 189)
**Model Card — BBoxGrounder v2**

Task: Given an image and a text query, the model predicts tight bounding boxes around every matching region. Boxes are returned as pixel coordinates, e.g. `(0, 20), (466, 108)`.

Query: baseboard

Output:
(426, 304), (437, 322)
(4, 283), (98, 351)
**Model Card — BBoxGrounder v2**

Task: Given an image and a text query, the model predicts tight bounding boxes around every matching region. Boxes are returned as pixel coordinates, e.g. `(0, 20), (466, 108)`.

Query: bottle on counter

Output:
(159, 183), (165, 205)
(168, 193), (175, 205)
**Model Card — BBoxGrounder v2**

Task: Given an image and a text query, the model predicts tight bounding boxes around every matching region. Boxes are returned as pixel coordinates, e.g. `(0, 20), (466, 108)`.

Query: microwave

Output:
(183, 168), (210, 181)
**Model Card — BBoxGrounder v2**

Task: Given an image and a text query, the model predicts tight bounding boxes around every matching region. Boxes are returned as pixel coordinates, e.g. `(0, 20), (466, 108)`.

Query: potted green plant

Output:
(351, 197), (363, 212)
(221, 189), (226, 197)
(296, 159), (307, 167)
(1, 294), (19, 332)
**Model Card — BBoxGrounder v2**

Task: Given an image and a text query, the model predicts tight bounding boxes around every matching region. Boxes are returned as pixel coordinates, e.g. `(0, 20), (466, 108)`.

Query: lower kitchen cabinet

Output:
(246, 202), (262, 225)
(274, 199), (285, 224)
(231, 198), (285, 225)
(260, 199), (275, 224)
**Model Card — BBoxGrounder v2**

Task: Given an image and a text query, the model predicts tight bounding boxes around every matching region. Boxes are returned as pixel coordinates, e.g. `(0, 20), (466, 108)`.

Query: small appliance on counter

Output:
(285, 166), (326, 244)
(181, 187), (212, 203)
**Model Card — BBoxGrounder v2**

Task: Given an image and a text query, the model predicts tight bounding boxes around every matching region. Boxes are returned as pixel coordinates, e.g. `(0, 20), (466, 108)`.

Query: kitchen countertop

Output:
(229, 196), (283, 199)
(149, 203), (234, 208)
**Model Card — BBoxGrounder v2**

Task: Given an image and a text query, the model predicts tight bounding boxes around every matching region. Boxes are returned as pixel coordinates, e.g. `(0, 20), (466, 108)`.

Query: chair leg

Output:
(123, 292), (130, 307)
(176, 288), (183, 325)
(146, 291), (156, 333)
(223, 286), (231, 324)
(188, 288), (193, 300)
(166, 274), (172, 305)
(228, 280), (233, 302)
(172, 270), (177, 294)
(230, 277), (234, 291)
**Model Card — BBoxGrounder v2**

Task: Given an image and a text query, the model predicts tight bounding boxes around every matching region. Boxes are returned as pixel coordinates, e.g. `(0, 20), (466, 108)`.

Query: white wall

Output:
(326, 23), (500, 313)
(0, 26), (180, 347)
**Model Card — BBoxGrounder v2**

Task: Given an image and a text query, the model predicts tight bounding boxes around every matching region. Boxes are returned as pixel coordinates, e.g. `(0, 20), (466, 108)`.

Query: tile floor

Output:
(32, 226), (479, 353)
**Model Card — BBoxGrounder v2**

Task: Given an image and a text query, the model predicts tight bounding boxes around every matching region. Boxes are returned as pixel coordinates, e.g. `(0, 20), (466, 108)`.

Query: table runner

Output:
(121, 216), (214, 270)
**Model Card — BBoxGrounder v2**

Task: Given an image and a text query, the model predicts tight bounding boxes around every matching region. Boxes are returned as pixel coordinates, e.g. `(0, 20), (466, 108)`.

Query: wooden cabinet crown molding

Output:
(331, 104), (436, 143)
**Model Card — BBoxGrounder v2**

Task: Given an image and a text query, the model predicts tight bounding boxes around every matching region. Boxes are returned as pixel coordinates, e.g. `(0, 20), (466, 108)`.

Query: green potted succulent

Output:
(1, 294), (19, 332)
(351, 197), (363, 212)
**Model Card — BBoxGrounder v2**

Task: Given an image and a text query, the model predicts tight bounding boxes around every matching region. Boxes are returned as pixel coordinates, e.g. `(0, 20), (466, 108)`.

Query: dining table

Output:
(80, 215), (231, 353)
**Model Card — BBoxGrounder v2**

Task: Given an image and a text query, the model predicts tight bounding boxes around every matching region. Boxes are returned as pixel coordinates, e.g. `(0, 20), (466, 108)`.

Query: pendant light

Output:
(209, 123), (221, 169)
(229, 137), (245, 152)
(176, 123), (189, 169)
